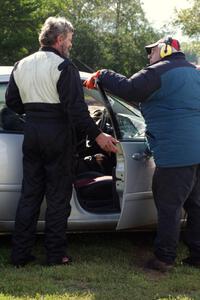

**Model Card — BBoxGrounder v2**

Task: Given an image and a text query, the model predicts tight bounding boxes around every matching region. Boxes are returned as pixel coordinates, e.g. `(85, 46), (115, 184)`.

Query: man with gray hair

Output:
(6, 16), (118, 267)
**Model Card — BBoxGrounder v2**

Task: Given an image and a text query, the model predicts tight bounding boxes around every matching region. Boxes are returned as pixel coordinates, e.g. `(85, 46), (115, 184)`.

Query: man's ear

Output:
(55, 34), (64, 46)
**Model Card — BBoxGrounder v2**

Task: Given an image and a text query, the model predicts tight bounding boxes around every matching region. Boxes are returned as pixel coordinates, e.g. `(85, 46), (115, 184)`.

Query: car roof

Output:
(0, 66), (13, 82)
(80, 71), (91, 81)
(0, 66), (91, 83)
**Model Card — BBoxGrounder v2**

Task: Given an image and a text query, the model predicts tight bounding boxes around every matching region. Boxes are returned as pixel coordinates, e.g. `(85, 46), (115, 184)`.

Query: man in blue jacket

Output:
(84, 37), (200, 272)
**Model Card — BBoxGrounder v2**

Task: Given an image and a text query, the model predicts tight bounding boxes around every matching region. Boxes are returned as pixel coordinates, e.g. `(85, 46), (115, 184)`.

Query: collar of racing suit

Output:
(39, 46), (66, 60)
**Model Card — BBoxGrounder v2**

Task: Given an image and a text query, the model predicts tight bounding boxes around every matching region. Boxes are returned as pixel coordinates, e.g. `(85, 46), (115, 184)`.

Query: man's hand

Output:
(196, 65), (200, 70)
(83, 70), (101, 89)
(95, 132), (118, 153)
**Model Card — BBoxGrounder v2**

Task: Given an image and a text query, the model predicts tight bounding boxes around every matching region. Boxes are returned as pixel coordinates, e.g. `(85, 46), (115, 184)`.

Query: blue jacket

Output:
(99, 53), (200, 167)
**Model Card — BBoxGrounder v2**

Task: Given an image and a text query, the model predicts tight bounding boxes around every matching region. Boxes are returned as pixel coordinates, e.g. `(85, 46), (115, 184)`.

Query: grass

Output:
(0, 232), (199, 300)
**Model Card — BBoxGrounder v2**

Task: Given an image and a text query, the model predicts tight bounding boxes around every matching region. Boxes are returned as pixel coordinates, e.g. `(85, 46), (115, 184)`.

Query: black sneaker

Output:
(182, 257), (200, 268)
(12, 255), (36, 268)
(46, 255), (72, 266)
(145, 257), (174, 273)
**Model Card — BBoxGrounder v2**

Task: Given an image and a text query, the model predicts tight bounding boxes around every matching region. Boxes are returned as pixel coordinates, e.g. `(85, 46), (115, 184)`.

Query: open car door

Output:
(115, 140), (156, 230)
(98, 84), (157, 230)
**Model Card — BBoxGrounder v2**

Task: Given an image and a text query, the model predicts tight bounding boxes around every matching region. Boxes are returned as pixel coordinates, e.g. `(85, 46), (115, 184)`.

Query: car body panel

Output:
(0, 133), (22, 220)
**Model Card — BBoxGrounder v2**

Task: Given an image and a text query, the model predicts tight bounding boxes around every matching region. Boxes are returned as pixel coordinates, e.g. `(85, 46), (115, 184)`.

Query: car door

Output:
(115, 139), (156, 230)
(98, 86), (157, 230)
(0, 132), (23, 221)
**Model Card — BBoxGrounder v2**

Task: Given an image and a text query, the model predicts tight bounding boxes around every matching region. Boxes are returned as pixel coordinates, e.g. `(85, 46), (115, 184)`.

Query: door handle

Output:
(132, 152), (151, 161)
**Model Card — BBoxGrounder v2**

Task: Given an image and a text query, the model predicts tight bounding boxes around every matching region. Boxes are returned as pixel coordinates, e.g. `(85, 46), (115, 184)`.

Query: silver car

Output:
(0, 66), (157, 233)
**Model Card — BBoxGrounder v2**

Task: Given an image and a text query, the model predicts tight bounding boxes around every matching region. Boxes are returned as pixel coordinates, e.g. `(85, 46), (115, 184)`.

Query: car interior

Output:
(74, 106), (120, 214)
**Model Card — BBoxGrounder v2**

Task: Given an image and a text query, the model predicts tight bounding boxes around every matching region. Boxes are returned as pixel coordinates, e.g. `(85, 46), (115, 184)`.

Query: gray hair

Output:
(39, 16), (74, 46)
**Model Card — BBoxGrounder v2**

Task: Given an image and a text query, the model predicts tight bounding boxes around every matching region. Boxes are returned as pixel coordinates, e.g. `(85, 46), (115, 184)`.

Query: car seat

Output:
(74, 171), (120, 213)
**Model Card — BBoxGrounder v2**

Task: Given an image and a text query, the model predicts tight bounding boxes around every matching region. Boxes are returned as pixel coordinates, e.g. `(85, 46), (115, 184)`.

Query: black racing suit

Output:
(6, 47), (101, 265)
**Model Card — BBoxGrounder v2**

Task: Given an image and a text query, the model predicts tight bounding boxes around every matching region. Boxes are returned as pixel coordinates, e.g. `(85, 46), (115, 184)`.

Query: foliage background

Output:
(0, 0), (200, 74)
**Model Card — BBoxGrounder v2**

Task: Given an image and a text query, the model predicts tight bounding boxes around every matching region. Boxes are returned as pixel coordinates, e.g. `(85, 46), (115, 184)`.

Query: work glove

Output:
(83, 70), (101, 89)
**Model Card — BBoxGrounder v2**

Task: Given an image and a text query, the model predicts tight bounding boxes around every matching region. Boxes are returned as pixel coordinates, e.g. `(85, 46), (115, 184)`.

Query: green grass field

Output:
(0, 232), (199, 300)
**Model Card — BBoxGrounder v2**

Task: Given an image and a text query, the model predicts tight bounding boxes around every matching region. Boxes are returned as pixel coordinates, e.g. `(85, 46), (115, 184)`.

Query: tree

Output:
(57, 0), (160, 75)
(175, 0), (200, 38)
(88, 0), (159, 74)
(37, 0), (161, 74)
(0, 0), (160, 75)
(173, 0), (200, 63)
(0, 0), (43, 65)
(181, 41), (200, 64)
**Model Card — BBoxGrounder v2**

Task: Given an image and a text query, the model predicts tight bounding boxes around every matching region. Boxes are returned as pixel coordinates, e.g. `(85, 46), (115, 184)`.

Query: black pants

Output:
(11, 118), (73, 264)
(152, 165), (200, 264)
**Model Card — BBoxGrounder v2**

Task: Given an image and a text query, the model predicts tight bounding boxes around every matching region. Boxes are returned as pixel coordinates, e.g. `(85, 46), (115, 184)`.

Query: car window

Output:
(106, 93), (146, 140)
(84, 88), (146, 141)
(0, 83), (7, 129)
(84, 91), (104, 115)
(0, 82), (24, 132)
(0, 83), (7, 110)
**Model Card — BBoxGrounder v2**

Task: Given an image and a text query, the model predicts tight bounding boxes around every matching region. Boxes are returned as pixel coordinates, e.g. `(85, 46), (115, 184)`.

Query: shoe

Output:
(46, 255), (72, 266)
(145, 257), (174, 273)
(12, 255), (36, 268)
(182, 257), (200, 268)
